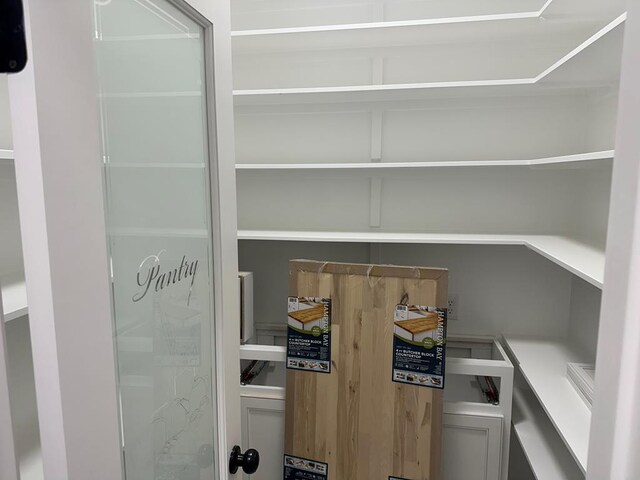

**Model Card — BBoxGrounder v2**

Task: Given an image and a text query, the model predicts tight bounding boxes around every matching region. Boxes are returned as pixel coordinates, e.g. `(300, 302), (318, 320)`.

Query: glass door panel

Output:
(93, 1), (218, 479)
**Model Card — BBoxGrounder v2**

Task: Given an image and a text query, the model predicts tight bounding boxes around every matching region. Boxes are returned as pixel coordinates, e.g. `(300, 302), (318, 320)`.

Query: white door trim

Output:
(7, 0), (240, 478)
(8, 0), (123, 477)
(186, 0), (242, 477)
(587, 1), (640, 478)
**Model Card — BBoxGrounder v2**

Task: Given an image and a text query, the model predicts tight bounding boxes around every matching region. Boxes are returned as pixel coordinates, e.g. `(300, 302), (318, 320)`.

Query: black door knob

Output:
(229, 445), (260, 475)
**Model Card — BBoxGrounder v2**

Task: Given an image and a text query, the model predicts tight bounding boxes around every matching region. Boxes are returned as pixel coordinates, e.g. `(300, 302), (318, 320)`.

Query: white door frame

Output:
(7, 0), (240, 478)
(587, 1), (640, 479)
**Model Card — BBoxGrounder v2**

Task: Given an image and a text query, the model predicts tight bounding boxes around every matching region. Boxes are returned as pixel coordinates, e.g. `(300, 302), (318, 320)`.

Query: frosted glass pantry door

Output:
(94, 1), (219, 479)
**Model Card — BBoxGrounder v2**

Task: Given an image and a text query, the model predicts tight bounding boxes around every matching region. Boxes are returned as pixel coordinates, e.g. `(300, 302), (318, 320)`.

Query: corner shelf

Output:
(512, 387), (584, 480)
(233, 14), (625, 106)
(503, 335), (593, 473)
(1, 272), (28, 322)
(236, 150), (613, 171)
(237, 231), (604, 288)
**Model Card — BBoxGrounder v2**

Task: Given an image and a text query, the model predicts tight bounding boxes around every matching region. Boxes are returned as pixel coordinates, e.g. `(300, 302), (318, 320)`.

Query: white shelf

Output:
(98, 91), (201, 99)
(110, 227), (208, 238)
(236, 150), (614, 171)
(233, 15), (625, 105)
(1, 272), (28, 322)
(503, 336), (593, 473)
(0, 149), (13, 162)
(237, 231), (604, 288)
(524, 237), (604, 288)
(512, 387), (584, 480)
(232, 11), (547, 39)
(98, 33), (201, 42)
(232, 8), (581, 53)
(106, 162), (205, 169)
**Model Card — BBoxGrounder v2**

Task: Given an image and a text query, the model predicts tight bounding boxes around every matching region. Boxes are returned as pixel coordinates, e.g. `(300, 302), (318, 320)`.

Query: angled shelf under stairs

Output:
(237, 231), (604, 288)
(233, 14), (625, 105)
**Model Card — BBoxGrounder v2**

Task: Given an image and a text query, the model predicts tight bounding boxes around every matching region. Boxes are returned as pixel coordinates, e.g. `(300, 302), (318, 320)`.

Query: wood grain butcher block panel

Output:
(289, 305), (325, 324)
(395, 314), (440, 335)
(286, 260), (448, 480)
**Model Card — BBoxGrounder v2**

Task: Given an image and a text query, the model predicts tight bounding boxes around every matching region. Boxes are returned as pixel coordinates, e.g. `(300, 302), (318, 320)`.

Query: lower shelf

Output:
(513, 387), (584, 480)
(1, 272), (28, 322)
(504, 335), (592, 473)
(237, 231), (605, 288)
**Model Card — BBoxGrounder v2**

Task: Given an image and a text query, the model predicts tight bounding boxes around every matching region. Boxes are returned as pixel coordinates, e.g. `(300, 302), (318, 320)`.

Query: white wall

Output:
(239, 240), (371, 328)
(235, 95), (603, 164)
(0, 172), (24, 275)
(231, 0), (544, 30)
(238, 240), (581, 339)
(0, 78), (23, 275)
(568, 277), (602, 360)
(0, 77), (13, 149)
(237, 165), (611, 244)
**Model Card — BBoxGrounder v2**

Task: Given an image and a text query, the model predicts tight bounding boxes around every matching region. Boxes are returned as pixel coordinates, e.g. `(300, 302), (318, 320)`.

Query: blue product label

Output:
(392, 305), (447, 389)
(286, 297), (331, 374)
(283, 455), (328, 480)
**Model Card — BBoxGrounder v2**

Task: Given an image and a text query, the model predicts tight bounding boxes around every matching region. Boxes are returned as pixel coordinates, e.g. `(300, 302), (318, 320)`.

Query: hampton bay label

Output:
(392, 305), (447, 389)
(286, 297), (331, 374)
(284, 455), (328, 480)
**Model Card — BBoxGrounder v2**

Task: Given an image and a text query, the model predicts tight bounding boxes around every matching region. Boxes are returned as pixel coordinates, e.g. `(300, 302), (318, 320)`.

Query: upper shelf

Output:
(1, 272), (28, 322)
(237, 231), (604, 288)
(231, 0), (625, 35)
(232, 13), (598, 53)
(504, 335), (594, 473)
(236, 150), (614, 170)
(233, 14), (625, 105)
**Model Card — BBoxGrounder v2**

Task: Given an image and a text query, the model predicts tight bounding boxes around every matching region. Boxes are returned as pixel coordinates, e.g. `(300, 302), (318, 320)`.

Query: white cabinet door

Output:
(240, 396), (503, 480)
(443, 414), (503, 480)
(7, 0), (241, 478)
(241, 397), (285, 480)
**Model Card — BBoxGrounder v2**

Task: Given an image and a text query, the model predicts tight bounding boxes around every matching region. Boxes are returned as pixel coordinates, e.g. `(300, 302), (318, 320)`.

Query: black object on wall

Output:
(0, 0), (27, 73)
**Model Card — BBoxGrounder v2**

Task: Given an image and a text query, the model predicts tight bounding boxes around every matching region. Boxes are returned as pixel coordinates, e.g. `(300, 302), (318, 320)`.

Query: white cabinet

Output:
(240, 397), (285, 480)
(443, 414), (503, 480)
(240, 400), (504, 480)
(240, 336), (513, 479)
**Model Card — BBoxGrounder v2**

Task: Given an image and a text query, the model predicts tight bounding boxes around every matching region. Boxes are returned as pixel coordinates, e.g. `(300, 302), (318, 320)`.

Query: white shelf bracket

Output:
(369, 177), (383, 228)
